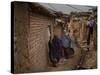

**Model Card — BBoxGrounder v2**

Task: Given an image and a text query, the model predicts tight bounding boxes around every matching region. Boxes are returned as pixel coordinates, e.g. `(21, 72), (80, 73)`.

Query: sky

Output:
(40, 3), (95, 14)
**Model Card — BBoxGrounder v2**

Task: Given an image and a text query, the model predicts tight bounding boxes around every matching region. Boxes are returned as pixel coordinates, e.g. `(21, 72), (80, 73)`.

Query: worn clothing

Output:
(60, 34), (75, 58)
(52, 36), (64, 58)
(48, 36), (64, 64)
(87, 19), (96, 45)
(61, 34), (76, 48)
(88, 20), (95, 27)
(61, 34), (71, 48)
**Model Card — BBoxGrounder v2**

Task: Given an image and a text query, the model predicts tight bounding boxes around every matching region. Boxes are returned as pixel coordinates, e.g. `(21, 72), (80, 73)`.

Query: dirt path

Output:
(48, 47), (81, 71)
(47, 38), (97, 71)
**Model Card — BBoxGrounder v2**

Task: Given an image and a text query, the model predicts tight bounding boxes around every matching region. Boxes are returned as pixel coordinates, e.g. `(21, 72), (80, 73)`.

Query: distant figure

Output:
(87, 16), (96, 45)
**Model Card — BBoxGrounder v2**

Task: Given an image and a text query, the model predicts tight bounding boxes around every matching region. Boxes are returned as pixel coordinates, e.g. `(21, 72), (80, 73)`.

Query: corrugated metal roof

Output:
(39, 3), (95, 14)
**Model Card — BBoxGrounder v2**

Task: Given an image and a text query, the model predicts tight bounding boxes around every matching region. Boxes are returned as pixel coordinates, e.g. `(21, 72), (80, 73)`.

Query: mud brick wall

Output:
(28, 12), (52, 72)
(14, 2), (53, 73)
(14, 2), (30, 73)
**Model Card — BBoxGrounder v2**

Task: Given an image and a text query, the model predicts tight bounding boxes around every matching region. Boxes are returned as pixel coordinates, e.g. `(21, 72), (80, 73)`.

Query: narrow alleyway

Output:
(48, 39), (97, 71)
(12, 2), (97, 73)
